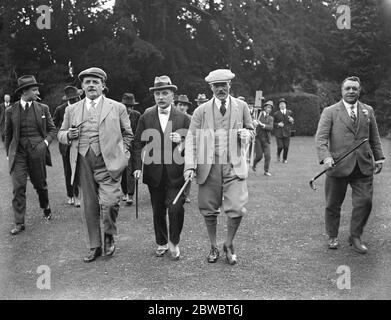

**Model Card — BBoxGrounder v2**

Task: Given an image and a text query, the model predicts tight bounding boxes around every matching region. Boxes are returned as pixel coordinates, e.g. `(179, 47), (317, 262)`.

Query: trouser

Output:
(11, 141), (49, 224)
(198, 163), (248, 218)
(61, 148), (79, 198)
(276, 136), (290, 160)
(325, 163), (373, 238)
(121, 158), (136, 196)
(77, 149), (122, 249)
(253, 137), (271, 172)
(148, 167), (185, 246)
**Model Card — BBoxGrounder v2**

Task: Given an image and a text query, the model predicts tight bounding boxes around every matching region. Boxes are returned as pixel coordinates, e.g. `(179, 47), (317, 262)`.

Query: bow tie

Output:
(159, 108), (169, 115)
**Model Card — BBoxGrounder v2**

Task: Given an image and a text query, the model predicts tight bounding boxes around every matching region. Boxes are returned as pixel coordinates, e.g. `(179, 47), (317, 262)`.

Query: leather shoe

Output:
(251, 166), (257, 172)
(11, 224), (25, 235)
(104, 233), (115, 257)
(155, 244), (169, 257)
(43, 208), (52, 221)
(223, 243), (237, 265)
(169, 242), (180, 260)
(126, 195), (133, 205)
(83, 247), (102, 263)
(349, 236), (368, 254)
(264, 172), (272, 176)
(328, 237), (339, 249)
(207, 246), (219, 263)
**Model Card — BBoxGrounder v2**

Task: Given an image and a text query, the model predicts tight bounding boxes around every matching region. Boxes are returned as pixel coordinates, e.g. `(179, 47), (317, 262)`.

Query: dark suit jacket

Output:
(5, 101), (57, 173)
(0, 102), (9, 136)
(316, 100), (384, 177)
(53, 102), (69, 156)
(256, 113), (274, 143)
(133, 105), (191, 188)
(128, 109), (141, 134)
(273, 109), (294, 138)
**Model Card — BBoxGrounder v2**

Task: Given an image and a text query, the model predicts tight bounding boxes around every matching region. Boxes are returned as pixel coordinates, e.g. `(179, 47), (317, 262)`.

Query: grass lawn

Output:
(1, 136), (391, 300)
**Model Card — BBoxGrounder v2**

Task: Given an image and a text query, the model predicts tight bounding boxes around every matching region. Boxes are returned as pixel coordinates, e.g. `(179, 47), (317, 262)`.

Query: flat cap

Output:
(205, 69), (235, 84)
(78, 67), (107, 81)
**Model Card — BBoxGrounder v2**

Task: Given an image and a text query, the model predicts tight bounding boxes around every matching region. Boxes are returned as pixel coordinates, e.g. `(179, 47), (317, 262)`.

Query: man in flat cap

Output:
(184, 69), (254, 265)
(273, 98), (294, 163)
(133, 75), (190, 260)
(58, 67), (133, 262)
(5, 75), (57, 235)
(53, 86), (83, 207)
(252, 100), (274, 176)
(121, 93), (141, 205)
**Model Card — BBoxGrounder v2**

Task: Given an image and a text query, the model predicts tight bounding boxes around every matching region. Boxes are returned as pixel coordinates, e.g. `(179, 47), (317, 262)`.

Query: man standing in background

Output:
(0, 94), (11, 144)
(273, 98), (294, 163)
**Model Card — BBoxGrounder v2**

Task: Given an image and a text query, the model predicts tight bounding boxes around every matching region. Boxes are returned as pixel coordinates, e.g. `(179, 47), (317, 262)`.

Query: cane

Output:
(249, 108), (259, 168)
(173, 178), (191, 205)
(309, 138), (368, 190)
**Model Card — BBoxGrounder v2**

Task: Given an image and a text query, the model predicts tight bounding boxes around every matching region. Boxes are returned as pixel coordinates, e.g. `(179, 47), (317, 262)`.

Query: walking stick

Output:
(309, 138), (368, 190)
(172, 178), (191, 205)
(249, 108), (260, 167)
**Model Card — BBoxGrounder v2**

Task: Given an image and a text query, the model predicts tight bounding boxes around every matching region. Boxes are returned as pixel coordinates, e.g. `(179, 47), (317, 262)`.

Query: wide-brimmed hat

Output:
(278, 98), (287, 104)
(62, 86), (83, 101)
(174, 94), (193, 107)
(195, 93), (208, 102)
(78, 67), (107, 82)
(205, 69), (235, 84)
(122, 93), (139, 105)
(149, 75), (177, 92)
(15, 75), (43, 93)
(264, 100), (274, 107)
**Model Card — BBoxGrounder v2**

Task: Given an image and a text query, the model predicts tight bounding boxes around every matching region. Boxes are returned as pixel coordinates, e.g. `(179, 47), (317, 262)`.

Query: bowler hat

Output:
(149, 75), (177, 92)
(264, 100), (274, 107)
(78, 67), (107, 82)
(278, 98), (287, 104)
(174, 94), (193, 107)
(122, 93), (139, 105)
(195, 93), (208, 102)
(205, 69), (235, 84)
(15, 75), (43, 93)
(62, 86), (83, 101)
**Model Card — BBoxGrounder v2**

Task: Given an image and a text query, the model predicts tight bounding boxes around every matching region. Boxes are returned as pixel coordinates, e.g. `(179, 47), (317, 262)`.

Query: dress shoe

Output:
(264, 172), (271, 176)
(328, 237), (339, 249)
(104, 233), (116, 257)
(67, 197), (75, 205)
(126, 195), (133, 205)
(83, 247), (102, 263)
(251, 166), (257, 172)
(169, 242), (180, 260)
(155, 244), (169, 257)
(223, 243), (237, 265)
(349, 236), (368, 254)
(207, 246), (219, 263)
(122, 195), (127, 201)
(283, 160), (288, 164)
(10, 224), (25, 235)
(43, 208), (52, 221)
(74, 198), (81, 208)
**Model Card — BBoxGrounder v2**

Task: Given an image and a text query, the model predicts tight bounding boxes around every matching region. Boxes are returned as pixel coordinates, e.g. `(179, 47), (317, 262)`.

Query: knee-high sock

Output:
(226, 216), (242, 247)
(204, 216), (217, 248)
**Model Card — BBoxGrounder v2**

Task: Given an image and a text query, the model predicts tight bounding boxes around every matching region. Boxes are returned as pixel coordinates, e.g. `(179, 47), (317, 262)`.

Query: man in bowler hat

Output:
(58, 67), (133, 262)
(5, 75), (57, 234)
(273, 98), (294, 163)
(53, 86), (83, 207)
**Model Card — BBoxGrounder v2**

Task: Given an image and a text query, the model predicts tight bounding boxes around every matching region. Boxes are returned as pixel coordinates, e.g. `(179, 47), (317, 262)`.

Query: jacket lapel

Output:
(32, 102), (44, 136)
(337, 100), (355, 134)
(356, 101), (366, 133)
(74, 99), (84, 127)
(230, 96), (240, 129)
(203, 99), (214, 130)
(99, 97), (113, 125)
(15, 103), (21, 142)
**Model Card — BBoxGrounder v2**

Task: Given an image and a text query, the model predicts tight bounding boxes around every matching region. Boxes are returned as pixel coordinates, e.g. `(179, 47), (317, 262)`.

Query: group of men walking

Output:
(1, 67), (385, 265)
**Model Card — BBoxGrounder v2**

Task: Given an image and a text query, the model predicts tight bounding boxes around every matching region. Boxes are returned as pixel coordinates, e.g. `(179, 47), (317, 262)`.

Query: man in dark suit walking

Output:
(315, 76), (384, 253)
(0, 94), (11, 143)
(133, 75), (190, 260)
(53, 86), (83, 207)
(5, 75), (57, 235)
(121, 93), (141, 205)
(273, 98), (294, 163)
(252, 100), (274, 176)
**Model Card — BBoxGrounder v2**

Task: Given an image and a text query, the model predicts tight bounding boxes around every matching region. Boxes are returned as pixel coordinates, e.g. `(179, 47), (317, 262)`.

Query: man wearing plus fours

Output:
(5, 75), (57, 235)
(184, 69), (253, 265)
(315, 76), (384, 254)
(58, 67), (133, 262)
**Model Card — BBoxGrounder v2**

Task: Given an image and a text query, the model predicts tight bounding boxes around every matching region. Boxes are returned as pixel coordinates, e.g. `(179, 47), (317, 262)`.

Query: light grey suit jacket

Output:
(57, 97), (133, 182)
(315, 100), (384, 177)
(185, 96), (254, 185)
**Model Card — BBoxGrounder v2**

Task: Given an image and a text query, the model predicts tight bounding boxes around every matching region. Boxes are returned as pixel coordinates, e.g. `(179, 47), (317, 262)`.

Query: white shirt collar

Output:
(20, 99), (31, 109)
(342, 100), (358, 113)
(214, 96), (230, 109)
(158, 105), (171, 115)
(86, 95), (103, 110)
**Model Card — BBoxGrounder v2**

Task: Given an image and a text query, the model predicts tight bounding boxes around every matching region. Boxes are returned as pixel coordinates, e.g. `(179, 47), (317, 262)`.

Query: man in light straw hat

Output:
(58, 67), (133, 262)
(184, 69), (254, 265)
(133, 75), (190, 260)
(53, 86), (83, 207)
(5, 75), (57, 235)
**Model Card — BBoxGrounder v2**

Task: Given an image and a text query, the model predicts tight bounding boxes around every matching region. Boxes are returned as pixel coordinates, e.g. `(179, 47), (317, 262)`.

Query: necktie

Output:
(220, 99), (226, 116)
(90, 100), (96, 110)
(350, 105), (356, 123)
(25, 102), (30, 110)
(159, 108), (169, 115)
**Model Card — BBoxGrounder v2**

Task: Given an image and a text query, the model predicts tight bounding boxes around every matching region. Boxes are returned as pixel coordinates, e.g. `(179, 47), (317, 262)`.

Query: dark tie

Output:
(350, 105), (356, 123)
(25, 102), (30, 110)
(220, 99), (226, 116)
